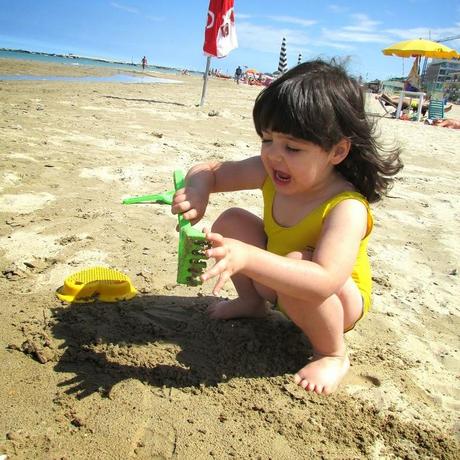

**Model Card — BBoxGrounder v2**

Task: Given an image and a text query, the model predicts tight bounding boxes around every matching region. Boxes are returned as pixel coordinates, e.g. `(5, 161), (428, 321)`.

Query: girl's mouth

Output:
(274, 169), (291, 184)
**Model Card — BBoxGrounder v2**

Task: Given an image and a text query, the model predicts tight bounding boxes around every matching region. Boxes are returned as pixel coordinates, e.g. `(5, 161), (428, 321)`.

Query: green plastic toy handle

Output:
(122, 190), (174, 205)
(173, 170), (190, 230)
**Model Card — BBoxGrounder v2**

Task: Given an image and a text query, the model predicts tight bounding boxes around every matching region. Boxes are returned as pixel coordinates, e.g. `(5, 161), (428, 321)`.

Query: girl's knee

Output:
(212, 208), (245, 233)
(212, 208), (265, 247)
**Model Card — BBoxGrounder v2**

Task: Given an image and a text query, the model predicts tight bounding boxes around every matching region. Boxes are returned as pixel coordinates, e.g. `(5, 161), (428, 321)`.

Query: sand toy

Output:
(122, 190), (174, 205)
(56, 266), (137, 303)
(123, 170), (209, 286)
(172, 170), (210, 285)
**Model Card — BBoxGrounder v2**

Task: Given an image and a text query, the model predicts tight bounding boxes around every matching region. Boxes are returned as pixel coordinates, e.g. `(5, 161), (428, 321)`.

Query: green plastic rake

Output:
(122, 170), (209, 286)
(173, 170), (209, 285)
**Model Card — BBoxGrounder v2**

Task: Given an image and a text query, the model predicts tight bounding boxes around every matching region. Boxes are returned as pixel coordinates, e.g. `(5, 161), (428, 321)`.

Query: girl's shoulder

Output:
(325, 190), (369, 208)
(323, 191), (373, 238)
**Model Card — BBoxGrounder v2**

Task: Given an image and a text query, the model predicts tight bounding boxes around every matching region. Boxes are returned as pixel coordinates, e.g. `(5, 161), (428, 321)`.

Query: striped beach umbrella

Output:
(297, 53), (302, 65)
(278, 37), (287, 74)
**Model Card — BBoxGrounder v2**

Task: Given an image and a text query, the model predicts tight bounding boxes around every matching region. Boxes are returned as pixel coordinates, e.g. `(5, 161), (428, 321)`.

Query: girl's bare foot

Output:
(207, 297), (268, 319)
(294, 353), (350, 395)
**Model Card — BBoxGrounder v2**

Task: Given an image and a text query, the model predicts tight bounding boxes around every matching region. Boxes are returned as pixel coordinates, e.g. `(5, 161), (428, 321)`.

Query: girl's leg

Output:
(279, 251), (363, 395)
(207, 208), (276, 319)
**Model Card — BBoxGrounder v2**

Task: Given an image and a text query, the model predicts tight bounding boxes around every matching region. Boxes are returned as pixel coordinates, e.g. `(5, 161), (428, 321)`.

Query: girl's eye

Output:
(286, 145), (300, 152)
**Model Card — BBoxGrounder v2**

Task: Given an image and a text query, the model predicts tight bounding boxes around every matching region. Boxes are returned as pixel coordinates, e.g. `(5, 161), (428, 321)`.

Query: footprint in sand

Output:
(0, 171), (21, 192)
(0, 192), (55, 214)
(345, 373), (382, 388)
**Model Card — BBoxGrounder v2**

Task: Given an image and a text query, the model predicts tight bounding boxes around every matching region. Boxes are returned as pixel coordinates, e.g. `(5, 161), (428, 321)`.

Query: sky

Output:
(1, 0), (459, 80)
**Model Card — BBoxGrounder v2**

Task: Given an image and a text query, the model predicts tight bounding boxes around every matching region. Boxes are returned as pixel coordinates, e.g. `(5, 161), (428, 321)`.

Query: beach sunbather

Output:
(172, 59), (403, 395)
(433, 118), (460, 129)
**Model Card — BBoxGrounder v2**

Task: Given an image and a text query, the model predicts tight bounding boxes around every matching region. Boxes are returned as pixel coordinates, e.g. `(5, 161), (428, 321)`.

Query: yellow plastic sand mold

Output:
(56, 267), (137, 303)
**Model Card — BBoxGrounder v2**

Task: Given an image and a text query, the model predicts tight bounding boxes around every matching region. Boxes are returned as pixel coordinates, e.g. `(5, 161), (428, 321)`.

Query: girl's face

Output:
(260, 130), (346, 196)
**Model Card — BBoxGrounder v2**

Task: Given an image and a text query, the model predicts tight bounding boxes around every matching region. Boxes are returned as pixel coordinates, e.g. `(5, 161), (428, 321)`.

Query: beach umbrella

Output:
(382, 38), (459, 93)
(405, 56), (421, 90)
(382, 38), (459, 59)
(201, 0), (238, 106)
(278, 37), (287, 74)
(297, 53), (302, 65)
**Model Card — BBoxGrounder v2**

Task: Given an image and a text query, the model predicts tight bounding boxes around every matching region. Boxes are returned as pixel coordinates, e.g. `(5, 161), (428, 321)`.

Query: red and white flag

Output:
(203, 0), (238, 58)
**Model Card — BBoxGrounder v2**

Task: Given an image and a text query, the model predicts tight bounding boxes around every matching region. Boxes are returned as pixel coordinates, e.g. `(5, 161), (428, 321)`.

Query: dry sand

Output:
(0, 58), (459, 459)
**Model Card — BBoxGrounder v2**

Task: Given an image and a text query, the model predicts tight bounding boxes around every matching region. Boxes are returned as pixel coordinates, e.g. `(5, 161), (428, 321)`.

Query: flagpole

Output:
(200, 56), (212, 107)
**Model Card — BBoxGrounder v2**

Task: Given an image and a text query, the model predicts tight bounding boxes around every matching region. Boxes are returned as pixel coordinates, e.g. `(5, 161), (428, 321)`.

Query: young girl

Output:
(172, 59), (403, 395)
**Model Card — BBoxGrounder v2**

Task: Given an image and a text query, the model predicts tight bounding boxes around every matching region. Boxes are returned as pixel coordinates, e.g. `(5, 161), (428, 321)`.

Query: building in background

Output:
(423, 59), (460, 100)
(381, 77), (404, 94)
(443, 70), (459, 103)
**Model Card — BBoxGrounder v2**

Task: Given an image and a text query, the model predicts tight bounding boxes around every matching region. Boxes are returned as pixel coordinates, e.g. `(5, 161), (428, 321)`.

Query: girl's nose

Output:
(267, 145), (283, 162)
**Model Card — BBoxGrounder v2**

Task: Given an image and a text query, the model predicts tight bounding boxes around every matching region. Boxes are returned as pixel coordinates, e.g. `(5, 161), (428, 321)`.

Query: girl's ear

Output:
(330, 138), (351, 165)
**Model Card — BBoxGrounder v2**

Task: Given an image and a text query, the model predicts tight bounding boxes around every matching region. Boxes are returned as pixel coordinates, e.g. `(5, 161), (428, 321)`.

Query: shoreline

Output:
(0, 48), (204, 77)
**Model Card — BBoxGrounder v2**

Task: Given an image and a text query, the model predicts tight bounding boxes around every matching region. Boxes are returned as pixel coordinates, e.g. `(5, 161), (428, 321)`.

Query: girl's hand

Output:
(201, 230), (248, 295)
(171, 186), (209, 225)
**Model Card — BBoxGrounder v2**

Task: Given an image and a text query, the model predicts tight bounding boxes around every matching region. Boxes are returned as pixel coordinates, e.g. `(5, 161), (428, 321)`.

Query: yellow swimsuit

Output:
(262, 178), (374, 316)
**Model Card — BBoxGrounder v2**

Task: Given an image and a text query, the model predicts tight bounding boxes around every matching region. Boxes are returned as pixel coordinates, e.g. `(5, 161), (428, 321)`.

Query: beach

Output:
(0, 58), (459, 459)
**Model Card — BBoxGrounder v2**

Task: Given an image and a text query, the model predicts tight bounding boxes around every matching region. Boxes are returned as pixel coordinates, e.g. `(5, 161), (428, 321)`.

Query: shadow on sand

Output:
(50, 294), (311, 399)
(103, 95), (187, 107)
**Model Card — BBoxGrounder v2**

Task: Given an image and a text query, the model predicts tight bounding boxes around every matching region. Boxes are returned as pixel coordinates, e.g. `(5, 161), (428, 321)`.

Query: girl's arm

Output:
(203, 199), (368, 300)
(172, 156), (266, 224)
(187, 156), (266, 192)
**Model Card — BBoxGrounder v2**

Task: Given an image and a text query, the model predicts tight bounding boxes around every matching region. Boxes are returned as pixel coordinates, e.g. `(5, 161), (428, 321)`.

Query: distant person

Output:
(171, 59), (403, 395)
(234, 65), (242, 84)
(141, 56), (147, 70)
(403, 80), (420, 92)
(433, 118), (460, 129)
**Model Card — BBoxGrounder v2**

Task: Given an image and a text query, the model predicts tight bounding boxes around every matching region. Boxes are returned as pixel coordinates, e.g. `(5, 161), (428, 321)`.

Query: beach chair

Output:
(378, 92), (431, 120)
(428, 99), (444, 120)
(376, 93), (398, 117)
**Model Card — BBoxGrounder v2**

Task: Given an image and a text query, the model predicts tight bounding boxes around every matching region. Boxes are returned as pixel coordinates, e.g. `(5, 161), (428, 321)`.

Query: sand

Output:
(0, 58), (459, 459)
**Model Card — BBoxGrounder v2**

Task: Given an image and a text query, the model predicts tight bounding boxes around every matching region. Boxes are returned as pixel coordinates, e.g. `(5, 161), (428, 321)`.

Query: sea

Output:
(0, 49), (201, 83)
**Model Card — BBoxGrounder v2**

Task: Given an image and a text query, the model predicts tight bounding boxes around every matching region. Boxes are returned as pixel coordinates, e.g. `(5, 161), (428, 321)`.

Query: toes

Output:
(322, 386), (333, 396)
(306, 381), (316, 392)
(314, 385), (324, 394)
(296, 378), (321, 394)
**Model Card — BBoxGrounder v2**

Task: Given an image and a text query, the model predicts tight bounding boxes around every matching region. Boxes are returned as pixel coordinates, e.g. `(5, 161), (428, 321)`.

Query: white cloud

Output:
(235, 14), (459, 58)
(237, 22), (358, 57)
(328, 4), (349, 14)
(266, 16), (317, 27)
(315, 40), (354, 51)
(146, 15), (164, 22)
(344, 14), (381, 32)
(320, 27), (389, 43)
(384, 26), (460, 42)
(110, 2), (139, 14)
(237, 22), (311, 54)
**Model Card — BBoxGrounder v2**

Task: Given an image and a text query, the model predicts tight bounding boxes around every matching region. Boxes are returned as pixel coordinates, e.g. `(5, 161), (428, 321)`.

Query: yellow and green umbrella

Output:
(382, 38), (459, 59)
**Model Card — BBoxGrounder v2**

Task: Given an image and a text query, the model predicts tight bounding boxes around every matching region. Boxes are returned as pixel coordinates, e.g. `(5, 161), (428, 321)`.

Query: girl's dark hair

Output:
(253, 58), (403, 202)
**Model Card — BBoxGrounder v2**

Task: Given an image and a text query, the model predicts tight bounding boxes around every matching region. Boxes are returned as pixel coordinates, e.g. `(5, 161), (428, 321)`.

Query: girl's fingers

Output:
(201, 259), (227, 281)
(205, 246), (226, 259)
(182, 208), (198, 221)
(171, 200), (190, 215)
(212, 272), (230, 295)
(205, 231), (224, 246)
(177, 200), (192, 213)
